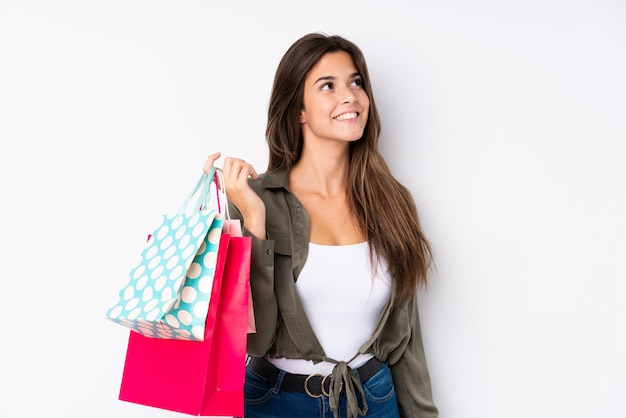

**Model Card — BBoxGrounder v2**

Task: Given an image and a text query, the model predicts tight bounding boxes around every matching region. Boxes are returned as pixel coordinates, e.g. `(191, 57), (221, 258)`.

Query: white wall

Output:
(1, 1), (624, 417)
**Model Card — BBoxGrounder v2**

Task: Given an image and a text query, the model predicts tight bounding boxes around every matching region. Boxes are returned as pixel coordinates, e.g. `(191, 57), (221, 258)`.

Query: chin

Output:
(347, 132), (366, 142)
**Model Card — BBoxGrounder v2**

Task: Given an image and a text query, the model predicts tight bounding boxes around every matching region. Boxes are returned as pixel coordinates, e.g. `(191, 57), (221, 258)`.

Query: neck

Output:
(289, 144), (350, 198)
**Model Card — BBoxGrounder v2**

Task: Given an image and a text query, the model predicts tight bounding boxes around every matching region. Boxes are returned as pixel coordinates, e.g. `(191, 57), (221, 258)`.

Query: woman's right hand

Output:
(203, 152), (267, 240)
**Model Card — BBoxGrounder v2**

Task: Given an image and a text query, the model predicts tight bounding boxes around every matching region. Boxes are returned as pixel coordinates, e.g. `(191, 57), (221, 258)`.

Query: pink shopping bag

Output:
(118, 232), (252, 416)
(222, 219), (256, 334)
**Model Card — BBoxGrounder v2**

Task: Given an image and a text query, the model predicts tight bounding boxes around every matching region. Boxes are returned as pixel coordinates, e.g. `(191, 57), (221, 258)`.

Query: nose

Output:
(339, 85), (357, 104)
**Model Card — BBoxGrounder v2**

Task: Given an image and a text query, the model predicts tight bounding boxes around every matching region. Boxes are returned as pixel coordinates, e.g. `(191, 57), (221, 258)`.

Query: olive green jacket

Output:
(231, 170), (438, 418)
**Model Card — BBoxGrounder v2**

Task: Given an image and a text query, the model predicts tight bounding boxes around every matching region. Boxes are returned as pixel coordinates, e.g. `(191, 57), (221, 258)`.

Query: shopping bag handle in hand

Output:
(178, 167), (217, 214)
(214, 168), (231, 219)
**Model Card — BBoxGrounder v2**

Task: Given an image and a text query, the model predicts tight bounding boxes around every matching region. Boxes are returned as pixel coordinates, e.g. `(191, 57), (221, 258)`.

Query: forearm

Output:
(228, 201), (278, 355)
(389, 299), (438, 418)
(245, 233), (278, 356)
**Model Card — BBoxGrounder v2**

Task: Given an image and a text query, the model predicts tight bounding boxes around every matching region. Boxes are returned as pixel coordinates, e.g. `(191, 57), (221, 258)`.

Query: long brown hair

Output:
(266, 33), (432, 305)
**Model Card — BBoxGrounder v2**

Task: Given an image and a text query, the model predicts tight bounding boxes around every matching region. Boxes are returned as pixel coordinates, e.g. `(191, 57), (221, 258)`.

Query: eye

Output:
(351, 78), (363, 87)
(321, 82), (334, 91)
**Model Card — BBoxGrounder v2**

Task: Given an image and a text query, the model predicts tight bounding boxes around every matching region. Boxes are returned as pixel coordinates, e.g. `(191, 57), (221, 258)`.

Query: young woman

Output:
(204, 33), (438, 418)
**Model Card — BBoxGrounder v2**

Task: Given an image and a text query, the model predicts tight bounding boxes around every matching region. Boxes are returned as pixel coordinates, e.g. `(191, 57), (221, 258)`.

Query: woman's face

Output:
(300, 51), (370, 146)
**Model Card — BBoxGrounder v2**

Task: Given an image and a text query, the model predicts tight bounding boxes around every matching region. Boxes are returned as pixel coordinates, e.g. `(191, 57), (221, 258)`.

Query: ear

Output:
(299, 110), (306, 124)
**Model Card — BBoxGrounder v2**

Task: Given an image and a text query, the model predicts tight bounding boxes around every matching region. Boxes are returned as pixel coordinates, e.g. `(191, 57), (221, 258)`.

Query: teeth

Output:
(334, 112), (357, 121)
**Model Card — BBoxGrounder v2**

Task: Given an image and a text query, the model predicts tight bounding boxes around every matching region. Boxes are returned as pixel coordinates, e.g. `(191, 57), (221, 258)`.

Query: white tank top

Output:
(267, 242), (392, 375)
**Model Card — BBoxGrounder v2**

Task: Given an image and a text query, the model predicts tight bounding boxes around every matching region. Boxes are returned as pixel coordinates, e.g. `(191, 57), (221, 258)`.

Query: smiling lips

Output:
(333, 112), (359, 121)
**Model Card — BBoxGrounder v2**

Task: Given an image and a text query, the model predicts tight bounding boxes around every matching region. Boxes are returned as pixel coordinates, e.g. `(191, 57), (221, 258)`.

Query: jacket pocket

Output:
(269, 230), (291, 256)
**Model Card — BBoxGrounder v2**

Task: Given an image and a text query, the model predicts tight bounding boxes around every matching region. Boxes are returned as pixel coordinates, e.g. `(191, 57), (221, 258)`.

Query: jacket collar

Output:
(260, 170), (289, 189)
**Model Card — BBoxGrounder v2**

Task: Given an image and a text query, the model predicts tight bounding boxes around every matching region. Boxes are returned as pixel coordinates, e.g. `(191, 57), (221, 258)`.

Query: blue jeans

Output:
(244, 362), (400, 417)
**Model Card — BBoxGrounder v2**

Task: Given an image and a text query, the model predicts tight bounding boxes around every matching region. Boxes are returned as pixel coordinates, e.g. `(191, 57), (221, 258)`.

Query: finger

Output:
(203, 152), (221, 174)
(241, 163), (259, 180)
(223, 158), (258, 181)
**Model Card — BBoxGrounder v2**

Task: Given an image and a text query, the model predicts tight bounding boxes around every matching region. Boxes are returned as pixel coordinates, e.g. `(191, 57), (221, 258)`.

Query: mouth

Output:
(333, 112), (359, 121)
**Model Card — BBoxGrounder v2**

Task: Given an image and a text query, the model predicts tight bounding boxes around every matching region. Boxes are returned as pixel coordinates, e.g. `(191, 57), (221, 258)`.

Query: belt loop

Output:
(272, 369), (287, 394)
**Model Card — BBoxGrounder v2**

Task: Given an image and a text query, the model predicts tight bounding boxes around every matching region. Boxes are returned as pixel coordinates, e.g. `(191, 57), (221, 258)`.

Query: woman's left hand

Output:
(202, 152), (266, 240)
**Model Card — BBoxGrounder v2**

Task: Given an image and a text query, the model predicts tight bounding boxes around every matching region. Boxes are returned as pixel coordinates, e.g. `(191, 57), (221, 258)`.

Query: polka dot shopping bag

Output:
(105, 168), (224, 341)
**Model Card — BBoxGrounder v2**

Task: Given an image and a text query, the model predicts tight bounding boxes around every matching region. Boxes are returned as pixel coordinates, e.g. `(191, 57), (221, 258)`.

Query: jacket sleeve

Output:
(228, 201), (278, 357)
(387, 297), (438, 418)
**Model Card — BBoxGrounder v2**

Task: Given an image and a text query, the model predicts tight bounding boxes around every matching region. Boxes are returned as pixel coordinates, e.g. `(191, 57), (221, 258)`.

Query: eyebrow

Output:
(314, 71), (361, 85)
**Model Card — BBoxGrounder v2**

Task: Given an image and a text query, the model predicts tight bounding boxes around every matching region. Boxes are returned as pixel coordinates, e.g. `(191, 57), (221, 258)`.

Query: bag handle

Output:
(214, 168), (231, 219)
(178, 167), (217, 214)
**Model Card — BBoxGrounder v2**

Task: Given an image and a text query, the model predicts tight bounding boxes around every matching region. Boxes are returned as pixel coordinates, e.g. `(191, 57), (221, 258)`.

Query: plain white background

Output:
(1, 1), (625, 417)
